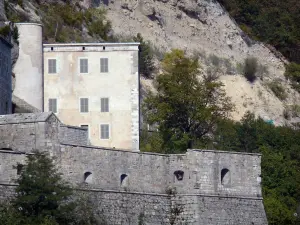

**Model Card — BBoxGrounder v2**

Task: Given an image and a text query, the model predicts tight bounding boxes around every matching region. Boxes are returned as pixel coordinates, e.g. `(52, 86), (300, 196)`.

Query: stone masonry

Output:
(0, 112), (268, 224)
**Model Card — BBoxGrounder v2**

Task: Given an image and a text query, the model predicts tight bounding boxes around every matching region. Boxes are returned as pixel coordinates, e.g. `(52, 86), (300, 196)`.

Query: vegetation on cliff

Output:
(141, 51), (300, 225)
(219, 0), (300, 63)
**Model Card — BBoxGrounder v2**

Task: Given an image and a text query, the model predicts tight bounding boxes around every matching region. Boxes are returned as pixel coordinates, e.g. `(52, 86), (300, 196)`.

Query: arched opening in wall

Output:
(84, 172), (93, 184)
(120, 174), (128, 187)
(174, 170), (184, 181)
(221, 168), (230, 185)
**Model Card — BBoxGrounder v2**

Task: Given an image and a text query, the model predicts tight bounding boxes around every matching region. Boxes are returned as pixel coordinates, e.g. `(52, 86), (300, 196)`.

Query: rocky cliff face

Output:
(105, 0), (300, 125)
(2, 0), (300, 124)
(0, 0), (6, 21)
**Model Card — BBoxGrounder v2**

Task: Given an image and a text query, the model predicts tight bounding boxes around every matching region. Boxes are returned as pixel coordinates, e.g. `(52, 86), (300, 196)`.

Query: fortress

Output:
(0, 22), (268, 224)
(0, 112), (268, 224)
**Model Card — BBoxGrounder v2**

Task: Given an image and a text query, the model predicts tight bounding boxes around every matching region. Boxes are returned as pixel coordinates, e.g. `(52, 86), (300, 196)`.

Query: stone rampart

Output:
(0, 112), (268, 224)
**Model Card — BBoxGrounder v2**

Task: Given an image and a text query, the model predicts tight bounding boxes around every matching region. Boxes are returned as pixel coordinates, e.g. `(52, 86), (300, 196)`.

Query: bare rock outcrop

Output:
(0, 0), (6, 21)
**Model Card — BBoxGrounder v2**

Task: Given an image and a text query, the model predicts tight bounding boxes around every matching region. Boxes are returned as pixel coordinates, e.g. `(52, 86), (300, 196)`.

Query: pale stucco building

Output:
(13, 23), (140, 151)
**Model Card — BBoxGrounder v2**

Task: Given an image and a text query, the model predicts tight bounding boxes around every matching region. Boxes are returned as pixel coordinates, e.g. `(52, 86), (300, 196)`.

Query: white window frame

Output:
(100, 97), (109, 112)
(48, 58), (57, 74)
(79, 97), (89, 113)
(79, 58), (89, 74)
(100, 58), (109, 73)
(80, 124), (90, 138)
(99, 123), (110, 140)
(48, 98), (58, 114)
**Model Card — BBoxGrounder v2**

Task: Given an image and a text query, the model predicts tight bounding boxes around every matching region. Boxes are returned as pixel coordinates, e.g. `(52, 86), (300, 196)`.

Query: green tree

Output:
(133, 33), (155, 78)
(12, 151), (75, 225)
(143, 49), (233, 153)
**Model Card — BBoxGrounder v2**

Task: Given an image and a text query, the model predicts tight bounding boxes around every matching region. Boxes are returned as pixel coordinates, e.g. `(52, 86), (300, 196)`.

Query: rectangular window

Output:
(80, 98), (89, 113)
(101, 98), (109, 112)
(48, 98), (57, 113)
(100, 58), (108, 73)
(80, 59), (88, 73)
(48, 59), (57, 74)
(100, 124), (110, 139)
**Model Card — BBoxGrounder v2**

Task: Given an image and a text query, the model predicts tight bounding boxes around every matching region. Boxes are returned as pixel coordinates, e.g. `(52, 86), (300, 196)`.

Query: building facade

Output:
(0, 36), (12, 115)
(12, 23), (43, 111)
(43, 43), (140, 150)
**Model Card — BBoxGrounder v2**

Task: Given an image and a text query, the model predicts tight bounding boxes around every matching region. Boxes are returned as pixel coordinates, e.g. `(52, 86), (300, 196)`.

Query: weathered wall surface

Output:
(13, 23), (43, 111)
(43, 43), (139, 150)
(0, 113), (268, 224)
(0, 37), (12, 115)
(59, 124), (89, 146)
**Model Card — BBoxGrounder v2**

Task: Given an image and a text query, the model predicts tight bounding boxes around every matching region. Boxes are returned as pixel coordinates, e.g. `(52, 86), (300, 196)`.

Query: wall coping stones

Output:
(60, 124), (87, 130)
(0, 112), (55, 124)
(188, 149), (262, 156)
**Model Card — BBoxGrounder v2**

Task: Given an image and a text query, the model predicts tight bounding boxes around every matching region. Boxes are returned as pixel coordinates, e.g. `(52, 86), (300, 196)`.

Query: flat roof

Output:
(43, 42), (140, 47)
(15, 23), (43, 27)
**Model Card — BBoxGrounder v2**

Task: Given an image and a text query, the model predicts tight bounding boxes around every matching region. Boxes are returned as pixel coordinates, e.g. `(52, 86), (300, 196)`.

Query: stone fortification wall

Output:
(59, 125), (89, 146)
(0, 112), (268, 224)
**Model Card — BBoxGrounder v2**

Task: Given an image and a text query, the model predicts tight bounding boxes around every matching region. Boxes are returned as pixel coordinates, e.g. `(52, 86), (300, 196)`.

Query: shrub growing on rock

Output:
(244, 57), (258, 82)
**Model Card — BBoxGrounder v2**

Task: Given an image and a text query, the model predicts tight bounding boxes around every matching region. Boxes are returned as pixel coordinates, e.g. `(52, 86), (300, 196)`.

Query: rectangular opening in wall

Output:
(80, 58), (88, 73)
(48, 59), (57, 74)
(80, 124), (89, 137)
(101, 98), (109, 112)
(80, 98), (89, 113)
(100, 124), (110, 139)
(48, 98), (57, 113)
(100, 58), (108, 73)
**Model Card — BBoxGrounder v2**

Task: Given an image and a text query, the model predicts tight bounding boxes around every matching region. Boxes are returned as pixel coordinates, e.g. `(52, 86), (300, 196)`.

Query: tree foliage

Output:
(212, 112), (300, 225)
(133, 33), (155, 78)
(0, 151), (104, 225)
(143, 49), (233, 153)
(219, 0), (300, 63)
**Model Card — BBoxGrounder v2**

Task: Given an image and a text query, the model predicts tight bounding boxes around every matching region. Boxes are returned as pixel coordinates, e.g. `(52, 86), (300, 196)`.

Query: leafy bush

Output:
(244, 57), (258, 82)
(133, 33), (155, 78)
(267, 81), (287, 100)
(284, 63), (300, 92)
(219, 0), (300, 63)
(0, 25), (10, 37)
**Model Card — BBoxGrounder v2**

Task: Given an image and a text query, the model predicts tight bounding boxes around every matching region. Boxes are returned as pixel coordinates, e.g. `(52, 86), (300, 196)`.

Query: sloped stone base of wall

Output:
(0, 185), (267, 225)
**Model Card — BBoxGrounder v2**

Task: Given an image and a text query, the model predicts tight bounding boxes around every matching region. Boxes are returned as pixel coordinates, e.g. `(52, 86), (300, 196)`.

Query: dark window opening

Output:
(51, 47), (54, 51)
(120, 174), (128, 185)
(103, 46), (106, 50)
(221, 168), (230, 185)
(17, 164), (23, 175)
(82, 47), (85, 51)
(174, 170), (184, 181)
(84, 172), (92, 183)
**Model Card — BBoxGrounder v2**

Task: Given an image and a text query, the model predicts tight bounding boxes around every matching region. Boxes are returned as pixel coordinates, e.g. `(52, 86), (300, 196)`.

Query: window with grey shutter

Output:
(80, 98), (89, 112)
(48, 59), (57, 74)
(100, 124), (109, 139)
(100, 58), (108, 73)
(101, 98), (109, 112)
(80, 59), (88, 73)
(48, 98), (57, 113)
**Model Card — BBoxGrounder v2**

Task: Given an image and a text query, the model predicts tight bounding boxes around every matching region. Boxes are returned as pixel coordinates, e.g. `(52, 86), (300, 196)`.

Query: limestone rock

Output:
(0, 0), (7, 21)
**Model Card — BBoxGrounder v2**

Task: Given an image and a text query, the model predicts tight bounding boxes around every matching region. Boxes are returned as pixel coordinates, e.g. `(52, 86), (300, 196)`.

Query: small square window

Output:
(101, 98), (109, 112)
(80, 59), (88, 73)
(80, 98), (89, 113)
(48, 98), (57, 113)
(100, 58), (108, 73)
(48, 59), (57, 74)
(100, 124), (110, 139)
